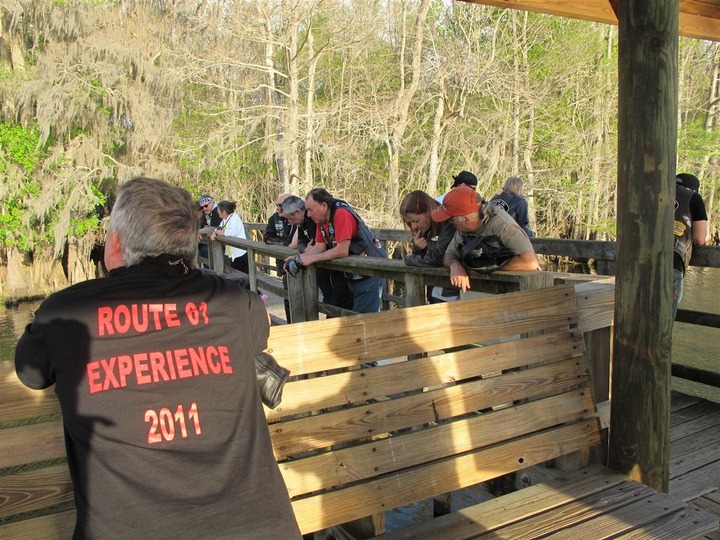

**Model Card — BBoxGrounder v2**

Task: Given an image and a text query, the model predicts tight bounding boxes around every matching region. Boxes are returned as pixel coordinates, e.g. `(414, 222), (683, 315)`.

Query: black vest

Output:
(674, 185), (694, 272)
(319, 200), (387, 259)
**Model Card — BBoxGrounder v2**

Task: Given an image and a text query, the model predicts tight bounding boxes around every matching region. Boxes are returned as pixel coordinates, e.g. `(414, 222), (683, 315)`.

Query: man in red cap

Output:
(432, 184), (539, 292)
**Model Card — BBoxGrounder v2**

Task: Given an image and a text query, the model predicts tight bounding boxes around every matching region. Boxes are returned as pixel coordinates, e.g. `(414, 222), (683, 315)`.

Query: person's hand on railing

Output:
(448, 261), (471, 292)
(283, 254), (306, 277)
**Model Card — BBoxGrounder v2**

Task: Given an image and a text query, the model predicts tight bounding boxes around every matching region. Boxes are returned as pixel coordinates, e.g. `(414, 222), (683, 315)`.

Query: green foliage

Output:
(0, 181), (47, 251)
(0, 0), (717, 263)
(679, 120), (720, 160)
(0, 123), (42, 173)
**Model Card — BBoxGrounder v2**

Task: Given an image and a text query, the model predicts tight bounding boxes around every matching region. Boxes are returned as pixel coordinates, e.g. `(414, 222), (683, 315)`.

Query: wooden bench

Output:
(1, 283), (717, 538)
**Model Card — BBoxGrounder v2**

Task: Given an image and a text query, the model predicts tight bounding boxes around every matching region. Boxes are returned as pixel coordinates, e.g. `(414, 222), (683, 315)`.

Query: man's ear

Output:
(104, 230), (125, 271)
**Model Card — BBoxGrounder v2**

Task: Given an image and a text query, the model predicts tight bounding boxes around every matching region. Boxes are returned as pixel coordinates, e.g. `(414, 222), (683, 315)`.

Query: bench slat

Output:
(268, 329), (586, 420)
(376, 465), (717, 540)
(272, 358), (591, 457)
(290, 420), (600, 534)
(479, 481), (662, 538)
(0, 419), (65, 469)
(280, 390), (596, 497)
(0, 510), (76, 540)
(268, 285), (579, 375)
(0, 464), (73, 520)
(539, 492), (692, 540)
(574, 279), (615, 333)
(376, 465), (630, 539)
(0, 363), (61, 422)
(613, 505), (719, 539)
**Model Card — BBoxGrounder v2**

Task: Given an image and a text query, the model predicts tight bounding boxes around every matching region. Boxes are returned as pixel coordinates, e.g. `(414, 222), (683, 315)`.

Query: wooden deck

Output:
(671, 392), (720, 539)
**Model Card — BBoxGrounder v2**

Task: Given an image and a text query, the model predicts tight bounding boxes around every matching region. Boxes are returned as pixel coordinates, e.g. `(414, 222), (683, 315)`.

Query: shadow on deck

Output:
(671, 392), (720, 539)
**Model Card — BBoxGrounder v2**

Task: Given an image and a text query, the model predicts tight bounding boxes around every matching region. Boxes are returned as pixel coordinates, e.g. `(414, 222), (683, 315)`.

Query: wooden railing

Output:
(204, 224), (719, 396)
(242, 222), (719, 326)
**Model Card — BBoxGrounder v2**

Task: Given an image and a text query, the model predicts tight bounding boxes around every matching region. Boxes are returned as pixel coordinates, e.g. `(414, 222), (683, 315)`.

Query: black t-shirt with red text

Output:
(15, 261), (300, 539)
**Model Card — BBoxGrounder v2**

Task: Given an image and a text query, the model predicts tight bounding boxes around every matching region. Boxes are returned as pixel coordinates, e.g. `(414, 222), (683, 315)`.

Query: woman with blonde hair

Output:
(400, 190), (459, 303)
(490, 176), (535, 237)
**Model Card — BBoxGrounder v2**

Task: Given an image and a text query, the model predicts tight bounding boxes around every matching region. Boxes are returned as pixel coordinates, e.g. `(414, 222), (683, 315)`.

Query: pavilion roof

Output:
(459, 0), (720, 42)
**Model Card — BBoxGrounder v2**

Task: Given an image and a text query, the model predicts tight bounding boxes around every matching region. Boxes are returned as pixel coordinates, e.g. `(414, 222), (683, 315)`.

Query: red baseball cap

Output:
(431, 184), (482, 222)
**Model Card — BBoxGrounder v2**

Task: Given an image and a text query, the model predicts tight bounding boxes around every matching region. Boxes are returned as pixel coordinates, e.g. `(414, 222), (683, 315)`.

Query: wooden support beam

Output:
(610, 0), (678, 493)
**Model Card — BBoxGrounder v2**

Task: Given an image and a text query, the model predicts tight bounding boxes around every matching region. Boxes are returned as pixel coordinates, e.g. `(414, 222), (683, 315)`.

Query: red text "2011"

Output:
(145, 402), (201, 444)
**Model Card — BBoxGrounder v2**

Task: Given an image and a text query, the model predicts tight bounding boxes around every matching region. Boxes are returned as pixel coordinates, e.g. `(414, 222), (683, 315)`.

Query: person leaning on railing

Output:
(284, 188), (387, 314)
(280, 194), (353, 312)
(400, 189), (459, 303)
(433, 184), (540, 293)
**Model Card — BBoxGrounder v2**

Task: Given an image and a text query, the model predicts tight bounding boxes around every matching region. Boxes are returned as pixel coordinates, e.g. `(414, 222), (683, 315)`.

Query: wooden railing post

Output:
(246, 247), (257, 293)
(517, 271), (554, 291)
(404, 272), (426, 307)
(286, 264), (319, 323)
(209, 240), (225, 272)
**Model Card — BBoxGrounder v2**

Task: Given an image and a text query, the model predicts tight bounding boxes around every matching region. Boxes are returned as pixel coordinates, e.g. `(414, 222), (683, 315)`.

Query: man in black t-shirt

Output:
(673, 173), (708, 320)
(15, 177), (300, 540)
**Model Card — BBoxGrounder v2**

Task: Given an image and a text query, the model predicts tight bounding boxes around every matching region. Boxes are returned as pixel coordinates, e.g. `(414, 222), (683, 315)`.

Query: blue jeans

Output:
(672, 268), (684, 321)
(348, 277), (384, 314)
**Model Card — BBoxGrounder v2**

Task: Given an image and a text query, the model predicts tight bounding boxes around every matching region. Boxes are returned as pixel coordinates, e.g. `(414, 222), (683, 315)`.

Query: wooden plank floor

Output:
(670, 391), (720, 539)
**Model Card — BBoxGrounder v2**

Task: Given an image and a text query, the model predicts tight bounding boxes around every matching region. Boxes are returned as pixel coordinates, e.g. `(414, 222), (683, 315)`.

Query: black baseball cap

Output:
(451, 170), (478, 188)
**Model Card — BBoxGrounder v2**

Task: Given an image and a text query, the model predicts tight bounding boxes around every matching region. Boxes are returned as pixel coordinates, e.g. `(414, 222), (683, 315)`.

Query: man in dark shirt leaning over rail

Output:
(280, 194), (353, 312)
(14, 176), (301, 540)
(432, 183), (540, 293)
(285, 188), (387, 314)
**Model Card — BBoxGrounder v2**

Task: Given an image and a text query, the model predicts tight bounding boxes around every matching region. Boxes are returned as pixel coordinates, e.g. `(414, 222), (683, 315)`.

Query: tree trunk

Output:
(427, 91), (445, 197)
(285, 2), (300, 194)
(385, 0), (431, 213)
(304, 27), (316, 193)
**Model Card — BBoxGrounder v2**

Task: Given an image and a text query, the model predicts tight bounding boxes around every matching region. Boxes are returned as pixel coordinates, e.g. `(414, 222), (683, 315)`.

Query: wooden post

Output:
(286, 264), (319, 323)
(404, 272), (426, 307)
(246, 247), (257, 293)
(209, 240), (225, 272)
(516, 271), (553, 291)
(610, 0), (678, 493)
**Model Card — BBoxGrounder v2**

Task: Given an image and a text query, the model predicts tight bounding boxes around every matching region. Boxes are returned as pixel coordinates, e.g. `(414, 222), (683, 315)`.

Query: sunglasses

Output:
(202, 203), (212, 209)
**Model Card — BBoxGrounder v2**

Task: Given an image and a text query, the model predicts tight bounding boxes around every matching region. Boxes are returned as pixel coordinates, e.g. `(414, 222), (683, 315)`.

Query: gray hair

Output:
(280, 195), (305, 215)
(502, 176), (525, 197)
(108, 176), (198, 267)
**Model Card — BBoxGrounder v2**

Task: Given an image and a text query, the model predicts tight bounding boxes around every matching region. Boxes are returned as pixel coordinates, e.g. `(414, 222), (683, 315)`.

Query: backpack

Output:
(459, 235), (515, 273)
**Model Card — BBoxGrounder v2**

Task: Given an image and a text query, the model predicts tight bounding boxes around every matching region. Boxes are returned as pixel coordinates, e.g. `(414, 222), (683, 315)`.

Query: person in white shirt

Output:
(211, 200), (249, 274)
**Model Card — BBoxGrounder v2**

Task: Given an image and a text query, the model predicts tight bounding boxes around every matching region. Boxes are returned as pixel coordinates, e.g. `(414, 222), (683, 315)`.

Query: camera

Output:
(283, 255), (305, 278)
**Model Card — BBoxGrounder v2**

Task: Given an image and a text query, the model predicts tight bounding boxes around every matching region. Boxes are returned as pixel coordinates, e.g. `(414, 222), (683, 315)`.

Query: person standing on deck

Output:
(14, 177), (301, 539)
(433, 184), (540, 293)
(210, 200), (250, 274)
(436, 170), (478, 204)
(197, 194), (222, 262)
(285, 188), (387, 314)
(489, 176), (535, 238)
(673, 173), (708, 320)
(265, 193), (294, 319)
(400, 190), (460, 303)
(264, 193), (293, 248)
(280, 195), (353, 313)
